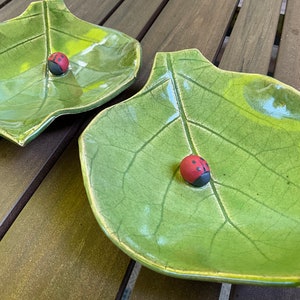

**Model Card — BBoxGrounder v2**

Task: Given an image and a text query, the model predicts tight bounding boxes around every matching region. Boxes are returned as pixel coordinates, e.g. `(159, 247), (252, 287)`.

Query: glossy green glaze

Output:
(0, 0), (141, 146)
(79, 49), (300, 286)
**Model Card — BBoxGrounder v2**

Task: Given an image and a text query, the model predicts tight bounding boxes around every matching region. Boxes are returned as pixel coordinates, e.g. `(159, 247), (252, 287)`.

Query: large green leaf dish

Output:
(79, 49), (300, 286)
(0, 0), (140, 146)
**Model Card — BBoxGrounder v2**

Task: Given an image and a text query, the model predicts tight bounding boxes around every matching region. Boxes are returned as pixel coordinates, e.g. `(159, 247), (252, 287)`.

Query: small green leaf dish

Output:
(0, 0), (141, 146)
(79, 49), (300, 286)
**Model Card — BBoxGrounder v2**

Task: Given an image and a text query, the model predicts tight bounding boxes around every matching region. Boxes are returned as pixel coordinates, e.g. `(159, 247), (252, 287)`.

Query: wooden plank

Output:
(230, 285), (300, 300)
(134, 0), (239, 87)
(0, 0), (9, 7)
(130, 267), (221, 300)
(102, 0), (171, 102)
(0, 0), (35, 21)
(140, 0), (238, 58)
(66, 0), (122, 24)
(219, 283), (232, 300)
(274, 0), (300, 90)
(105, 0), (168, 39)
(219, 0), (282, 74)
(0, 138), (130, 299)
(0, 115), (83, 236)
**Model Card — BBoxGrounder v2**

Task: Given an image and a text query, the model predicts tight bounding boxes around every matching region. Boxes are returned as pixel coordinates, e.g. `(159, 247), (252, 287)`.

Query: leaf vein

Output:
(177, 72), (283, 128)
(0, 34), (44, 55)
(154, 166), (179, 235)
(188, 120), (300, 189)
(210, 180), (270, 260)
(121, 117), (179, 191)
(214, 181), (300, 225)
(50, 27), (100, 43)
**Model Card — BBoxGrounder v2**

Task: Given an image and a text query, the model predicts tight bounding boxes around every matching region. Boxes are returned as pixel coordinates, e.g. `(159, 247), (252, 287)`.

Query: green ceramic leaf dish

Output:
(79, 49), (300, 286)
(0, 0), (141, 146)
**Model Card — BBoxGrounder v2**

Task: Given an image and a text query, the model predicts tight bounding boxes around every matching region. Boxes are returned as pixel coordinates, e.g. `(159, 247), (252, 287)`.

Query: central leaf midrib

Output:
(166, 54), (197, 154)
(42, 1), (51, 58)
(41, 1), (51, 106)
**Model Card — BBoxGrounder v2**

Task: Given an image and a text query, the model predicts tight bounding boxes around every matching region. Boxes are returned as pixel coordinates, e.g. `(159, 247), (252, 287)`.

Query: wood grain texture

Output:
(103, 0), (170, 100)
(0, 115), (84, 235)
(141, 0), (238, 57)
(0, 0), (35, 21)
(0, 138), (129, 299)
(66, 0), (122, 24)
(105, 0), (168, 39)
(274, 0), (300, 90)
(230, 284), (300, 300)
(219, 0), (282, 74)
(134, 0), (238, 87)
(130, 267), (221, 300)
(0, 0), (9, 7)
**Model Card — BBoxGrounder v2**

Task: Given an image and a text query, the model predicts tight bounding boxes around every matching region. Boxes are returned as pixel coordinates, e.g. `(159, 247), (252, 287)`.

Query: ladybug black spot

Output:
(192, 160), (196, 164)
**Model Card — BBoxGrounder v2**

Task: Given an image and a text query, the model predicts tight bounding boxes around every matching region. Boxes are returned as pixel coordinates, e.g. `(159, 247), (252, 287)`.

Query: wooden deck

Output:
(1, 0), (300, 299)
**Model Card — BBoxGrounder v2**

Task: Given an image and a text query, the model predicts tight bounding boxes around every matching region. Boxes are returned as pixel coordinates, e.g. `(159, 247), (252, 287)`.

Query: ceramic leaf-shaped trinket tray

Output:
(0, 0), (141, 146)
(79, 49), (300, 286)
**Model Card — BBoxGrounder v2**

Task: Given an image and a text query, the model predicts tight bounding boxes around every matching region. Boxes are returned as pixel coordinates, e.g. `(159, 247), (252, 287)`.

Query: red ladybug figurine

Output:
(47, 52), (69, 75)
(180, 154), (211, 187)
